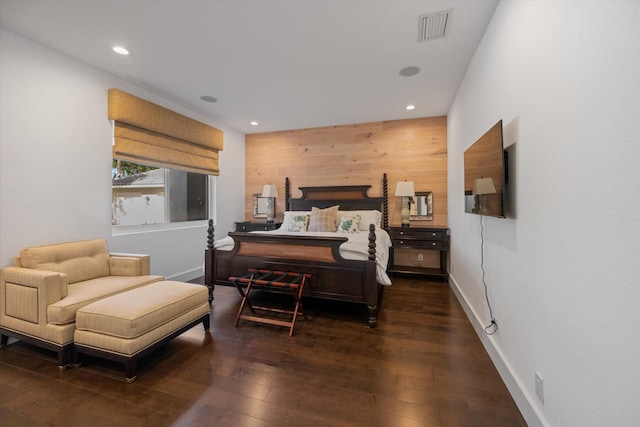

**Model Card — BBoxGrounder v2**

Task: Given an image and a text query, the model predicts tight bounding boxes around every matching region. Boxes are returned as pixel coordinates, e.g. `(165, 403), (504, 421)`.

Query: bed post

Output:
(367, 223), (380, 327)
(285, 177), (290, 211)
(382, 173), (388, 229)
(368, 223), (376, 261)
(204, 219), (215, 303)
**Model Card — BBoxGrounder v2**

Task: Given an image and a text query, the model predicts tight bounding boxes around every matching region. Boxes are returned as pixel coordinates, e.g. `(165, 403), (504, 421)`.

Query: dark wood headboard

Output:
(284, 173), (388, 229)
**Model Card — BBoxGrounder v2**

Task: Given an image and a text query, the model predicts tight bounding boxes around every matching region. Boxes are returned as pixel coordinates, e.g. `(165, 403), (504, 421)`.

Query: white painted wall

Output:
(448, 1), (640, 426)
(0, 28), (245, 280)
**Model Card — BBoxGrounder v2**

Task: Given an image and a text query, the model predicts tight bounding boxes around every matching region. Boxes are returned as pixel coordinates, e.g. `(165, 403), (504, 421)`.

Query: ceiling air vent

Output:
(418, 9), (452, 42)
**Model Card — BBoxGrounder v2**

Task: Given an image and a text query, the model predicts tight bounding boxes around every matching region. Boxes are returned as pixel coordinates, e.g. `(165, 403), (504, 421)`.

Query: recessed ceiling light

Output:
(399, 66), (420, 77)
(406, 105), (416, 110)
(200, 95), (217, 103)
(250, 121), (259, 126)
(112, 46), (129, 55)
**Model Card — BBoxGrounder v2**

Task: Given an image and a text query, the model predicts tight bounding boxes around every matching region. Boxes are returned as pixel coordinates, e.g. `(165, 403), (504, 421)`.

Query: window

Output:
(112, 160), (210, 227)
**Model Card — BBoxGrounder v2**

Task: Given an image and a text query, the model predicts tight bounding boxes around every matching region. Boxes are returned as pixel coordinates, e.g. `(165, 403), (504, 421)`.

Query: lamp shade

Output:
(395, 181), (415, 197)
(472, 177), (496, 195)
(261, 184), (278, 198)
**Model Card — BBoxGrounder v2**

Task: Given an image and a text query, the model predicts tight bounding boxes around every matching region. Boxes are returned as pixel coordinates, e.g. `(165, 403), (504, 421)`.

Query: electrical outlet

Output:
(418, 253), (424, 261)
(535, 372), (544, 404)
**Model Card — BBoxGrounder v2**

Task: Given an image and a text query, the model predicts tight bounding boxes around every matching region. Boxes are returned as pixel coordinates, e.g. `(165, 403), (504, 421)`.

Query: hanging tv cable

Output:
(480, 215), (498, 335)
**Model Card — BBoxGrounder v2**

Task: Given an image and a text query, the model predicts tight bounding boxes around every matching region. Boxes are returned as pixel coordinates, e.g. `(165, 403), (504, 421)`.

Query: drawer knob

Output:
(400, 240), (404, 244)
(432, 232), (437, 236)
(432, 242), (437, 246)
(399, 231), (404, 235)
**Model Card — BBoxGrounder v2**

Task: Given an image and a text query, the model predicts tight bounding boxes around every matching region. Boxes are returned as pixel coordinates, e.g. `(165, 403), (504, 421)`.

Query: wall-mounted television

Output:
(464, 120), (507, 218)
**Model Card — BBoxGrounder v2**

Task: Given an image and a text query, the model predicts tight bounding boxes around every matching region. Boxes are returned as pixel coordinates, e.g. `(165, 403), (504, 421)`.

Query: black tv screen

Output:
(464, 120), (507, 218)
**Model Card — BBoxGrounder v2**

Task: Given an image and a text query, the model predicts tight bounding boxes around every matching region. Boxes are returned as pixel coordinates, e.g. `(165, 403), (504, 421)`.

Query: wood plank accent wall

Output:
(245, 116), (448, 228)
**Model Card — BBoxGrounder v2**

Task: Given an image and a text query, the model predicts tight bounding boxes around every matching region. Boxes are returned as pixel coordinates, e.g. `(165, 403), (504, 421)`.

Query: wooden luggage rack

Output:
(229, 269), (311, 336)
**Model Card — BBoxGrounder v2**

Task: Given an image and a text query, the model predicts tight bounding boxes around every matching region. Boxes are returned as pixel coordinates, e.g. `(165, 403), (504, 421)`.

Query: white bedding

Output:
(214, 229), (393, 285)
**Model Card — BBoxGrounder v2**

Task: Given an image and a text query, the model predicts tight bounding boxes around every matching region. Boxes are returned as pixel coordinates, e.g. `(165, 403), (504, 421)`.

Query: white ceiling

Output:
(0, 0), (498, 134)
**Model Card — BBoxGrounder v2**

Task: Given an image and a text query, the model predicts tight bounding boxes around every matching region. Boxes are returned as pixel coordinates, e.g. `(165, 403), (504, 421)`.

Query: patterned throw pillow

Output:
(286, 214), (310, 232)
(337, 215), (361, 233)
(307, 205), (339, 232)
(338, 210), (382, 230)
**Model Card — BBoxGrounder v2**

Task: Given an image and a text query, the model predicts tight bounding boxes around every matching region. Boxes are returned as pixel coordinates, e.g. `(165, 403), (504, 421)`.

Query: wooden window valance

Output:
(108, 88), (223, 176)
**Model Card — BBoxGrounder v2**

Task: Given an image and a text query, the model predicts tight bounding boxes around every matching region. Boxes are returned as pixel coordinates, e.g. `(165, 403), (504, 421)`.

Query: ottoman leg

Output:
(68, 345), (82, 369)
(202, 313), (210, 332)
(125, 359), (137, 383)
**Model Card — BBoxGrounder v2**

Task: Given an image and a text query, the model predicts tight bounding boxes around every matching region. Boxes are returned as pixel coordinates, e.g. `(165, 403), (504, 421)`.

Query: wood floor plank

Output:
(0, 277), (525, 426)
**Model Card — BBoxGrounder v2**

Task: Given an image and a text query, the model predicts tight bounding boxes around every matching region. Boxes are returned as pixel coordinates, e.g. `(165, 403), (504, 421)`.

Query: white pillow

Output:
(282, 211), (312, 228)
(337, 210), (382, 230)
(286, 214), (310, 232)
(337, 214), (361, 233)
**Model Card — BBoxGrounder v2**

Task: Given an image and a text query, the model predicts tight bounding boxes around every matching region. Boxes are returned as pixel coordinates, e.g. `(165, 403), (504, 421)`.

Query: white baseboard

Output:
(167, 267), (203, 282)
(448, 275), (548, 427)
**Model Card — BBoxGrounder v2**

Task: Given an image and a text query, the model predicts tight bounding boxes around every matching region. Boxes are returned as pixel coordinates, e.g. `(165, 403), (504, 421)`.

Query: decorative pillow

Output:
(286, 214), (310, 232)
(282, 211), (311, 227)
(307, 205), (339, 232)
(337, 210), (382, 230)
(337, 214), (361, 233)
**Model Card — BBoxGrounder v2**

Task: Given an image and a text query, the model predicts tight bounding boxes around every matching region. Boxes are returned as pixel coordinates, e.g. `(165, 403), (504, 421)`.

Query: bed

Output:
(204, 174), (391, 327)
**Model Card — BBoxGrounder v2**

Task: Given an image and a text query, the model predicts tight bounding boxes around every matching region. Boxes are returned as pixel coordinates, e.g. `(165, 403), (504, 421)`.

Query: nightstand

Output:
(235, 221), (282, 232)
(388, 226), (449, 281)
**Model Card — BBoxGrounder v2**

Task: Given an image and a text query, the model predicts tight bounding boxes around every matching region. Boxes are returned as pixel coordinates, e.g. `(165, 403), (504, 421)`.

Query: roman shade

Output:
(108, 88), (223, 176)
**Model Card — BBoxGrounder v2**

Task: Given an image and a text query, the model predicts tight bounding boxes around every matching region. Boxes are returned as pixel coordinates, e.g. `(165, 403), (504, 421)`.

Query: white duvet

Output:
(214, 229), (393, 285)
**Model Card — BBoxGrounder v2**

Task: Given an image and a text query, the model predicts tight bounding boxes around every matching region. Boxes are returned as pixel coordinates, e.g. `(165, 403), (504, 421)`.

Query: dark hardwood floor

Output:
(0, 277), (525, 426)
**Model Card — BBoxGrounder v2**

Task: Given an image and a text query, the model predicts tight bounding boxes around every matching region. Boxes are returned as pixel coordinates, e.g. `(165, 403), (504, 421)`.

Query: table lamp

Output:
(261, 184), (278, 223)
(395, 181), (415, 227)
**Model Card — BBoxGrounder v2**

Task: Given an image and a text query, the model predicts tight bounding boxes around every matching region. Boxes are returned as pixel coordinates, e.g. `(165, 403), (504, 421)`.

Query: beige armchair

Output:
(0, 239), (164, 368)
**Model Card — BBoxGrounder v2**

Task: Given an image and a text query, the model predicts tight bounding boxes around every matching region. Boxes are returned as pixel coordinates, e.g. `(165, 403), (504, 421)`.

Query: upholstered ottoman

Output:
(73, 280), (210, 382)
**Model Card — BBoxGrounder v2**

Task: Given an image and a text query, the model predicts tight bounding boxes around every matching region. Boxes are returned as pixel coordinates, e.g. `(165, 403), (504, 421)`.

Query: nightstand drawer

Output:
(235, 222), (281, 232)
(393, 239), (446, 250)
(390, 228), (447, 241)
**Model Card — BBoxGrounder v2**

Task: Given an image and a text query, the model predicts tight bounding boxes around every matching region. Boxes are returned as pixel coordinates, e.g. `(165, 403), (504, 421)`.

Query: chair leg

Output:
(58, 344), (75, 370)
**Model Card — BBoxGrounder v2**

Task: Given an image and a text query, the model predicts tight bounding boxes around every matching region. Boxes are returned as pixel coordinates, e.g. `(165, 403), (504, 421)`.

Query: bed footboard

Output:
(205, 223), (382, 327)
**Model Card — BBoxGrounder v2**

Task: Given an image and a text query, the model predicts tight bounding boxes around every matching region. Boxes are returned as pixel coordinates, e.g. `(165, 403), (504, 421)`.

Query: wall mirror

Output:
(410, 191), (433, 221)
(253, 194), (272, 218)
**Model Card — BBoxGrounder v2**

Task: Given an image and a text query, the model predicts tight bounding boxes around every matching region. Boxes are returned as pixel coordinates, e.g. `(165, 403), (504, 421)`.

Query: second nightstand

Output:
(388, 226), (449, 281)
(235, 221), (282, 232)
